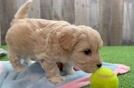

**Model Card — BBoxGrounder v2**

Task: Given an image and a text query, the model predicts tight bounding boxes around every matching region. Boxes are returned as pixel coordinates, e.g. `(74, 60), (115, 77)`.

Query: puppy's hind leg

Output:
(8, 48), (26, 72)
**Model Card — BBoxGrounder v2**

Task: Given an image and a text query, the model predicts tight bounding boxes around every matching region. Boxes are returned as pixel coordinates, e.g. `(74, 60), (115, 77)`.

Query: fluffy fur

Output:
(6, 0), (103, 84)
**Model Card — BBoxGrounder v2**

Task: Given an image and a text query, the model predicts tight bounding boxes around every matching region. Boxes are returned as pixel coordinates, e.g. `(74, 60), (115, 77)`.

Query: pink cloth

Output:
(114, 64), (130, 75)
(60, 75), (90, 88)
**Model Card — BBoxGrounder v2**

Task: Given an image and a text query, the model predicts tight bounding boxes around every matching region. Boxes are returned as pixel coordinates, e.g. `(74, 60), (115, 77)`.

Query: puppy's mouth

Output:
(75, 64), (98, 73)
(73, 64), (81, 71)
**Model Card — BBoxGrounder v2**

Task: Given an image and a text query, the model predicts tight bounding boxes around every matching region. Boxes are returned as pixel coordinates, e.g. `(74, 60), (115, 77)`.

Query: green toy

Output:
(90, 67), (119, 88)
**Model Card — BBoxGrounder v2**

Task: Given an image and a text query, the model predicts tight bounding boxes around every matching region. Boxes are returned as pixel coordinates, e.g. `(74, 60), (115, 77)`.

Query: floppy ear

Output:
(58, 28), (79, 51)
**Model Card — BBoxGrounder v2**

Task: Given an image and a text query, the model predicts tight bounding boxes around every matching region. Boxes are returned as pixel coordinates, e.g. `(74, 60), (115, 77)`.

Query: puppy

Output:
(6, 0), (103, 84)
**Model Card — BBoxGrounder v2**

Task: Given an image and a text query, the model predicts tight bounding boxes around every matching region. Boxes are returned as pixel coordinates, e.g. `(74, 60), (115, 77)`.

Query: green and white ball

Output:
(90, 67), (119, 88)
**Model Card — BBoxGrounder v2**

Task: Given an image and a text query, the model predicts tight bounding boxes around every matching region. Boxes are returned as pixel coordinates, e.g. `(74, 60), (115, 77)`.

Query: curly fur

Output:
(6, 0), (103, 84)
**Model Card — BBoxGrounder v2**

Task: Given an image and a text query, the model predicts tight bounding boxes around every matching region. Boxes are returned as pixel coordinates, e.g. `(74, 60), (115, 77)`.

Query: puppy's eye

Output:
(83, 49), (92, 55)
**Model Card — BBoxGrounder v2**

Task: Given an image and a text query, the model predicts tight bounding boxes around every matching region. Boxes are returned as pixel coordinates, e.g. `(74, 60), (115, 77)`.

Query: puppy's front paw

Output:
(48, 76), (64, 84)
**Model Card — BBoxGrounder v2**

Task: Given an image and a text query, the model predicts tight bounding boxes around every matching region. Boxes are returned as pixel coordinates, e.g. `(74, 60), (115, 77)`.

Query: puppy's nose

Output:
(97, 64), (102, 68)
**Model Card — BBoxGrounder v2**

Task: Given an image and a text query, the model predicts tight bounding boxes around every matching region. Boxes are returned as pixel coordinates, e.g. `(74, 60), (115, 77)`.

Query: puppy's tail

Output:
(14, 0), (33, 19)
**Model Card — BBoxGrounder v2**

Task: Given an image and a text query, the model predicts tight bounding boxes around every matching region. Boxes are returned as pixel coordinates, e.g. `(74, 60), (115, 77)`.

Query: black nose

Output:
(97, 64), (102, 68)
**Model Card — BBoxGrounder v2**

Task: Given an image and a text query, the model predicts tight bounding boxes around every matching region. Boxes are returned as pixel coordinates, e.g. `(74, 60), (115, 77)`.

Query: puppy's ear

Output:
(58, 28), (79, 51)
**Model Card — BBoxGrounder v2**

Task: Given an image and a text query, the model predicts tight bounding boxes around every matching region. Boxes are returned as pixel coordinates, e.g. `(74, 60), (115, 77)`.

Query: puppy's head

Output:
(58, 25), (103, 73)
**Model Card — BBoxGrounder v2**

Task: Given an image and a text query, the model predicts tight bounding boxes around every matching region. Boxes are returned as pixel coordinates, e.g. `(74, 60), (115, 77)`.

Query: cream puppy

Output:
(6, 0), (103, 84)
